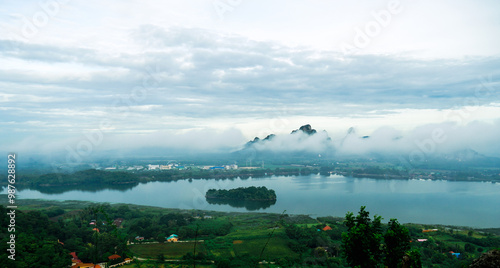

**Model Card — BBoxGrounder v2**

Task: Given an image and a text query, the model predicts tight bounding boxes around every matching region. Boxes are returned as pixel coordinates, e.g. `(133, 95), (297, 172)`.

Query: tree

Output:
(403, 248), (422, 268)
(342, 206), (383, 268)
(384, 218), (411, 268)
(216, 258), (231, 268)
(469, 249), (500, 268)
(465, 243), (476, 253)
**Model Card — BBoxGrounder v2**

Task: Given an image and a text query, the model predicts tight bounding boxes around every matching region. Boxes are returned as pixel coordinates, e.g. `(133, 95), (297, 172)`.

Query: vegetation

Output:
(2, 199), (500, 267)
(384, 219), (413, 268)
(0, 204), (129, 268)
(342, 207), (422, 268)
(205, 186), (276, 201)
(129, 242), (207, 259)
(342, 206), (383, 267)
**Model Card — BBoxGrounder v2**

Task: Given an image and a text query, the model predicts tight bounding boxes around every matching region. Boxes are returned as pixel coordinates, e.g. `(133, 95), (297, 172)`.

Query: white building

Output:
(148, 164), (160, 170)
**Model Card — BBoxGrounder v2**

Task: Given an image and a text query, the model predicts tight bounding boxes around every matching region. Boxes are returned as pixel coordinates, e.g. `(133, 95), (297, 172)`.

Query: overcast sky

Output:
(1, 0), (500, 157)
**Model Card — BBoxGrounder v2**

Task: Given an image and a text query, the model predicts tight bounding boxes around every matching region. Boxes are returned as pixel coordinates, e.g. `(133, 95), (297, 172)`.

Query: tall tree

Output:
(342, 206), (383, 268)
(384, 218), (411, 268)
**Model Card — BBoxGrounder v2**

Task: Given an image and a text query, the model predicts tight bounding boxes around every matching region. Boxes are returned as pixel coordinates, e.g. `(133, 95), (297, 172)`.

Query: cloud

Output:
(335, 120), (500, 157)
(240, 120), (500, 158)
(249, 130), (333, 154)
(1, 22), (500, 155)
(1, 127), (246, 159)
(2, 26), (500, 113)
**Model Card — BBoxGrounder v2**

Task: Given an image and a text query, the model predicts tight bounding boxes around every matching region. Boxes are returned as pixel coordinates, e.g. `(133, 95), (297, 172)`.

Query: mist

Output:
(243, 121), (500, 159)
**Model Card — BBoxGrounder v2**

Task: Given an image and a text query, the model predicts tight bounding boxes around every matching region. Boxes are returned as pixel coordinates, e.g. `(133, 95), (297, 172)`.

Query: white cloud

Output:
(1, 1), (500, 157)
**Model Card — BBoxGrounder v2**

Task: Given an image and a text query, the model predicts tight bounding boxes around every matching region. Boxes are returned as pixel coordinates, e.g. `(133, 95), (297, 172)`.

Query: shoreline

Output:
(2, 169), (500, 189)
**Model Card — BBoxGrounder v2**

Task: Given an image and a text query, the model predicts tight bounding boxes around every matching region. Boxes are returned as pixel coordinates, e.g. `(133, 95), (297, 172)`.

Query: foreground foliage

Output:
(2, 199), (500, 267)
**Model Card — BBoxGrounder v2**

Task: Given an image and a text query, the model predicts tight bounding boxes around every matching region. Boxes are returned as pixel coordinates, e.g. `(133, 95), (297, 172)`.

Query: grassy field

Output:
(203, 219), (298, 259)
(232, 237), (298, 259)
(120, 263), (215, 268)
(130, 242), (207, 259)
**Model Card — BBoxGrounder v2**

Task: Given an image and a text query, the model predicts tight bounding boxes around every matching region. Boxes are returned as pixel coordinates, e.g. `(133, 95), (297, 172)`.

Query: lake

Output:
(15, 174), (500, 228)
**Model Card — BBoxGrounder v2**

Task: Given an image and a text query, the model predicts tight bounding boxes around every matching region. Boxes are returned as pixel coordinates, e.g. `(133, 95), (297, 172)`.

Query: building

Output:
(72, 263), (100, 268)
(449, 251), (461, 258)
(127, 165), (144, 170)
(322, 225), (333, 231)
(210, 166), (225, 170)
(160, 165), (172, 170)
(108, 254), (121, 261)
(148, 164), (160, 170)
(135, 236), (144, 241)
(166, 234), (179, 242)
(113, 218), (124, 228)
(70, 252), (82, 266)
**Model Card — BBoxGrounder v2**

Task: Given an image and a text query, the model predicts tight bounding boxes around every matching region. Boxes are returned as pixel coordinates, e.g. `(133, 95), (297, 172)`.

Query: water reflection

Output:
(14, 174), (500, 227)
(20, 183), (139, 194)
(206, 198), (276, 211)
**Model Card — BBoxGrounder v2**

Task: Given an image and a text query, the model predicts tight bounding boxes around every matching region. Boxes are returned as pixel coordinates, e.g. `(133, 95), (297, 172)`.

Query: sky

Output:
(1, 0), (500, 159)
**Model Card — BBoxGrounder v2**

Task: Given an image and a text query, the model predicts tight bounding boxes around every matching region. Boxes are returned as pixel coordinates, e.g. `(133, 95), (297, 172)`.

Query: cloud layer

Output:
(1, 1), (500, 159)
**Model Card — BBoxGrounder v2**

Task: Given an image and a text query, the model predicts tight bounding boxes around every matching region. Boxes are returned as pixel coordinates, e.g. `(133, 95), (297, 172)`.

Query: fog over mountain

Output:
(243, 124), (333, 154)
(239, 121), (500, 160)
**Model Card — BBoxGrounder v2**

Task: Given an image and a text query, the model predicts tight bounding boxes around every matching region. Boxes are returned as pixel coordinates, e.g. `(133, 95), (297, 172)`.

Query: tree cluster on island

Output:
(205, 186), (277, 201)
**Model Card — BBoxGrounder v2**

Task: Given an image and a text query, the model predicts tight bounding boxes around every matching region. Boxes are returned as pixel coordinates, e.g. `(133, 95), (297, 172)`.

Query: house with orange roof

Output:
(108, 254), (121, 260)
(322, 225), (333, 231)
(72, 263), (101, 268)
(70, 252), (82, 265)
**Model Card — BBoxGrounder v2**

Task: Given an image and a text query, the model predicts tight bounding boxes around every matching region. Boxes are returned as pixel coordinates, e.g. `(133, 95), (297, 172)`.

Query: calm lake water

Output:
(16, 174), (500, 228)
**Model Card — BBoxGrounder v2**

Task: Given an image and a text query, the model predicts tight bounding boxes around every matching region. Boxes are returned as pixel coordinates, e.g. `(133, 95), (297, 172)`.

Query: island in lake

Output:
(205, 186), (277, 201)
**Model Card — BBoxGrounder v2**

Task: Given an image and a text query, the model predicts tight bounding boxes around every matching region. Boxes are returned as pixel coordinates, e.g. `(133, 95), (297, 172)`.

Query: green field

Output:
(232, 237), (298, 259)
(130, 242), (207, 259)
(120, 263), (214, 268)
(8, 198), (500, 267)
